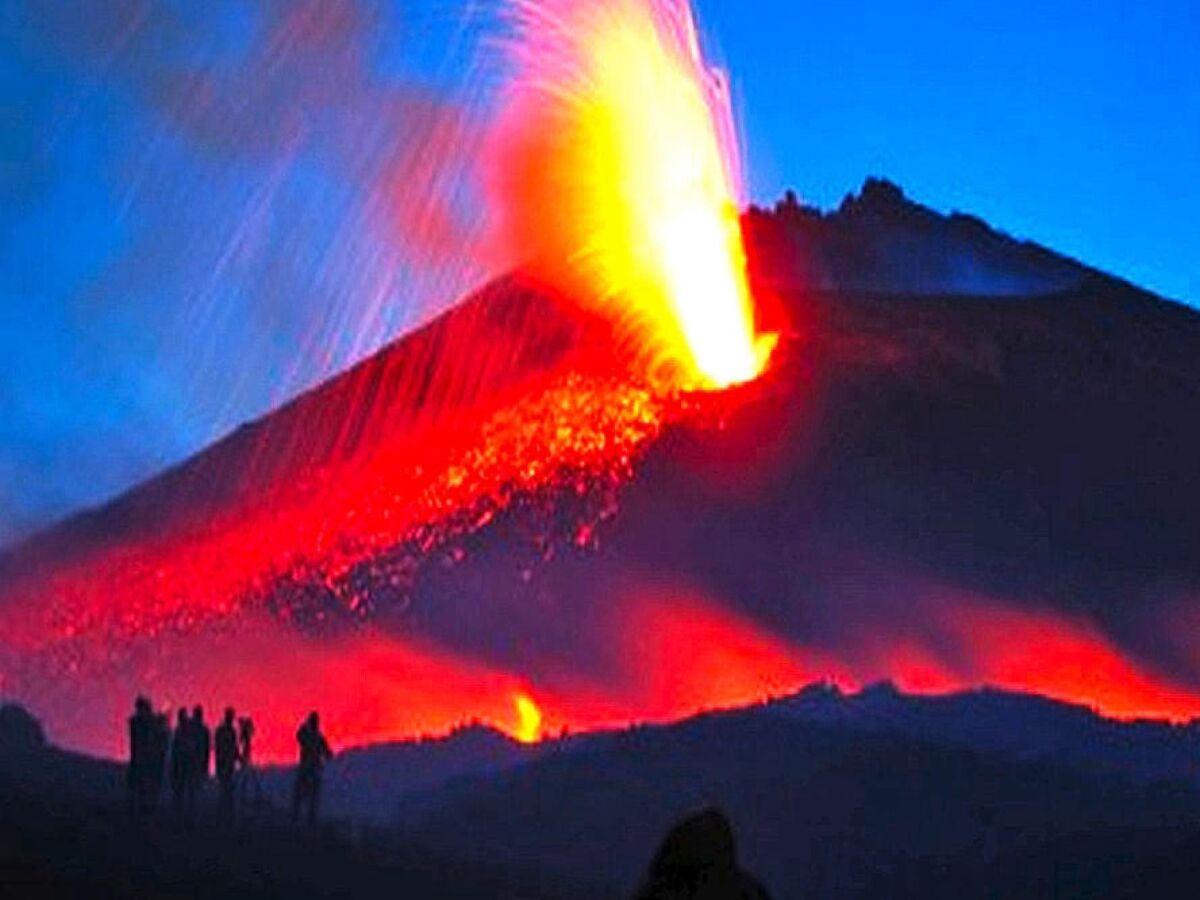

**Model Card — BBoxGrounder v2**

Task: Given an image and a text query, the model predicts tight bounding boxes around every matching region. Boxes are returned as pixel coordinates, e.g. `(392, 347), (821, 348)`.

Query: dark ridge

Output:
(8, 682), (1200, 897)
(746, 176), (1092, 298)
(391, 685), (1200, 899)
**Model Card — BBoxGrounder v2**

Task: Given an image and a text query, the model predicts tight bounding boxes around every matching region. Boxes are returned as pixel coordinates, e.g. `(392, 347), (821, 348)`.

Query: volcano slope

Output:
(1, 180), (1198, 757)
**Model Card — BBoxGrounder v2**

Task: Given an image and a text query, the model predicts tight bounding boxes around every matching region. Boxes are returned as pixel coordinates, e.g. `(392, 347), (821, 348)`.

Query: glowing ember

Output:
(491, 0), (775, 390)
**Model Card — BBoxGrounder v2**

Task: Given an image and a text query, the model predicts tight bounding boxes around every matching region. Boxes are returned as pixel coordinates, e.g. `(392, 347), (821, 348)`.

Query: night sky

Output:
(1, 0), (1197, 544)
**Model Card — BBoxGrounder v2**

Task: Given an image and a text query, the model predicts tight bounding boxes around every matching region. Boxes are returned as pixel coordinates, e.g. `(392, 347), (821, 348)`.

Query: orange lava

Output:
(490, 0), (774, 389)
(512, 692), (544, 744)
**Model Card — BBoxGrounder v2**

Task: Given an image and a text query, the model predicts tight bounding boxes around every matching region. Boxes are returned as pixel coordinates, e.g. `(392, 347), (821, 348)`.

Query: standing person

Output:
(291, 711), (332, 826)
(169, 708), (191, 818)
(214, 707), (238, 823)
(634, 808), (772, 900)
(126, 697), (154, 819)
(237, 716), (262, 814)
(147, 710), (169, 814)
(185, 704), (211, 822)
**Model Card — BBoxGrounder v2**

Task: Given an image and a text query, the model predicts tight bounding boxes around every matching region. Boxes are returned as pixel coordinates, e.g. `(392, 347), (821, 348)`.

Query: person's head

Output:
(239, 717), (253, 737)
(177, 708), (188, 726)
(649, 807), (737, 883)
(193, 704), (204, 722)
(224, 707), (235, 725)
(135, 696), (151, 715)
(307, 711), (319, 730)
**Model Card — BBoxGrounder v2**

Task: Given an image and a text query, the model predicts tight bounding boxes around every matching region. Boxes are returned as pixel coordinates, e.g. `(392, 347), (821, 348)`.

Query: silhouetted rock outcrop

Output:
(745, 177), (1089, 296)
(0, 704), (45, 752)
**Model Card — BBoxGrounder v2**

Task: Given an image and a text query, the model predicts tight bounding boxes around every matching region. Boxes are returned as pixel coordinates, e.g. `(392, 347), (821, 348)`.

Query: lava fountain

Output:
(490, 0), (775, 390)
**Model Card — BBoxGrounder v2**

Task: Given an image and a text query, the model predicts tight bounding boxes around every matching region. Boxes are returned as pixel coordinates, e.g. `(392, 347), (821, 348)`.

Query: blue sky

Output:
(1, 0), (1197, 542)
(697, 0), (1199, 302)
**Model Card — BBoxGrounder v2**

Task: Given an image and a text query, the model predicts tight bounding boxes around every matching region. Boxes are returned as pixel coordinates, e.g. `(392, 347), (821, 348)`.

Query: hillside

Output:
(391, 701), (1200, 898)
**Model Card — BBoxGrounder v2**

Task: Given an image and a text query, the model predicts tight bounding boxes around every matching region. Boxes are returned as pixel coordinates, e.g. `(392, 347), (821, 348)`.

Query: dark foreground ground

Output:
(0, 773), (608, 899)
(7, 692), (1200, 899)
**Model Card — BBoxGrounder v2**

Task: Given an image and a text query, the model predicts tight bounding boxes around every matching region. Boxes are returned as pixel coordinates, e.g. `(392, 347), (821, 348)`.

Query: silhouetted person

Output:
(192, 705), (211, 775)
(184, 704), (210, 821)
(292, 711), (332, 825)
(147, 710), (169, 813)
(169, 708), (191, 816)
(238, 716), (262, 813)
(214, 707), (238, 823)
(127, 696), (155, 819)
(634, 808), (771, 900)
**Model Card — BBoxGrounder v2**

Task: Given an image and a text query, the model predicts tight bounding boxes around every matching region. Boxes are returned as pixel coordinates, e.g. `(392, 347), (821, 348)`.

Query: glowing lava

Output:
(492, 0), (774, 390)
(513, 691), (544, 743)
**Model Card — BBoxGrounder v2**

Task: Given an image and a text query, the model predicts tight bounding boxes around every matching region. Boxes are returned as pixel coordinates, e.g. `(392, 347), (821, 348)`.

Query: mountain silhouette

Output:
(6, 686), (1200, 898)
(387, 694), (1200, 899)
(748, 177), (1090, 297)
(304, 723), (544, 823)
(313, 683), (1200, 822)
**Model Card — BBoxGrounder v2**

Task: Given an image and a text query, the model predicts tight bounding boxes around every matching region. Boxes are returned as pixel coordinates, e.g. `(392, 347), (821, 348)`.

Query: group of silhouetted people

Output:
(127, 699), (770, 895)
(126, 697), (170, 818)
(129, 697), (329, 826)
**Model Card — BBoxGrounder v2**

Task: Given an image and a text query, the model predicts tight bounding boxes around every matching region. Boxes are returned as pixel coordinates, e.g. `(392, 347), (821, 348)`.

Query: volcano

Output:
(2, 179), (1199, 758)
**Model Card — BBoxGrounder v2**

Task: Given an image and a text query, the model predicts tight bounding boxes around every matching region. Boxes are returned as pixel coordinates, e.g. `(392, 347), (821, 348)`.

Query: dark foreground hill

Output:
(301, 683), (1200, 824)
(6, 685), (1200, 898)
(392, 703), (1200, 899)
(0, 708), (605, 900)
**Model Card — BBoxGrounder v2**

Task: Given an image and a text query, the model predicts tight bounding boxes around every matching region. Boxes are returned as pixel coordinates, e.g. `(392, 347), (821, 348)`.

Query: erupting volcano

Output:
(0, 0), (782, 757)
(2, 0), (1200, 764)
